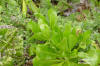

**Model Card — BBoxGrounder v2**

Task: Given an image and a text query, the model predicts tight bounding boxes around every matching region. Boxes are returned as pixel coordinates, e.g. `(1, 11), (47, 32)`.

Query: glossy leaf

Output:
(48, 9), (58, 29)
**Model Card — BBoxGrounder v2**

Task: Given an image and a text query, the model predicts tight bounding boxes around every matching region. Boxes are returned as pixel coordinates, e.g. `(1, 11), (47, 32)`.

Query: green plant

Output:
(27, 9), (100, 66)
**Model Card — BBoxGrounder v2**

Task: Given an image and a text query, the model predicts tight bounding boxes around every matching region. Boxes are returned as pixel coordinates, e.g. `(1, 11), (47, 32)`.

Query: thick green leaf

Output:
(51, 62), (64, 66)
(82, 30), (91, 42)
(33, 57), (57, 66)
(33, 45), (62, 66)
(33, 32), (50, 41)
(68, 34), (77, 51)
(27, 21), (40, 33)
(35, 13), (48, 24)
(63, 24), (71, 37)
(50, 30), (63, 48)
(79, 30), (91, 49)
(36, 45), (60, 59)
(57, 37), (68, 52)
(38, 18), (50, 32)
(48, 9), (58, 29)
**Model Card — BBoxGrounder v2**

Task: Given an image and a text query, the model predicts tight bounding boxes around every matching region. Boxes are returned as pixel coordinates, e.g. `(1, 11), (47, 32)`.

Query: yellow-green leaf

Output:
(22, 0), (27, 17)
